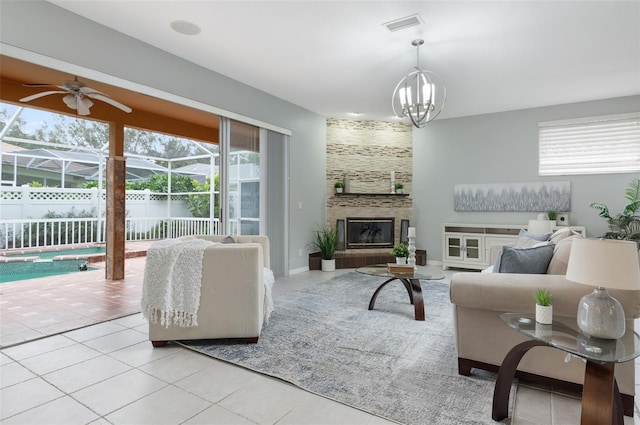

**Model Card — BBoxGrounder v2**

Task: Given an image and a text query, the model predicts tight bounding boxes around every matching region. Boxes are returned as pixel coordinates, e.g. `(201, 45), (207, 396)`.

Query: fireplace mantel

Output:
(334, 193), (409, 197)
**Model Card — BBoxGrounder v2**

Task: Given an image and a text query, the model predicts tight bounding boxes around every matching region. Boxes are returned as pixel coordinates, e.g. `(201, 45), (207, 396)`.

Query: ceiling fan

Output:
(19, 77), (132, 116)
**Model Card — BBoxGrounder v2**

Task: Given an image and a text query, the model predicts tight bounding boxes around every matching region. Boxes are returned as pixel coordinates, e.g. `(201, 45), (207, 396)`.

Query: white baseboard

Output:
(289, 266), (309, 275)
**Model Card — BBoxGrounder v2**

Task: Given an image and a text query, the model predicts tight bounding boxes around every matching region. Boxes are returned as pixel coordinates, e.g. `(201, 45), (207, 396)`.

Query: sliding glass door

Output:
(221, 119), (262, 235)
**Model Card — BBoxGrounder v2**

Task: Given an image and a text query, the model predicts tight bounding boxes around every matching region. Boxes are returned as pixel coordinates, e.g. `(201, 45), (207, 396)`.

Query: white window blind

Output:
(538, 112), (640, 176)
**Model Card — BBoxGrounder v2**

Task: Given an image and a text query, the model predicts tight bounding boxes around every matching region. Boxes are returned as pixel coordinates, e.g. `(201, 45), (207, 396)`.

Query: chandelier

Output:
(392, 39), (446, 128)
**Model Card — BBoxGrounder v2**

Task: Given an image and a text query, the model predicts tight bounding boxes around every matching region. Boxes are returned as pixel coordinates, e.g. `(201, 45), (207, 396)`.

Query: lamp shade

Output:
(566, 238), (640, 290)
(527, 219), (554, 234)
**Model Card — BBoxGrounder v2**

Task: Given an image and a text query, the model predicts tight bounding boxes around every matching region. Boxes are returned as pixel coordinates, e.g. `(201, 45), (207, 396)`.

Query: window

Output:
(538, 112), (640, 176)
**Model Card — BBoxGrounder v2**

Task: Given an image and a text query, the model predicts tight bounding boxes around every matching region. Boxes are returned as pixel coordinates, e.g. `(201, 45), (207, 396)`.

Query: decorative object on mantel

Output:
(454, 181), (571, 212)
(534, 288), (553, 325)
(343, 173), (350, 193)
(392, 39), (446, 128)
(407, 227), (417, 269)
(566, 238), (640, 339)
(390, 171), (396, 194)
(311, 224), (339, 272)
(394, 182), (404, 194)
(391, 243), (409, 264)
(334, 181), (344, 194)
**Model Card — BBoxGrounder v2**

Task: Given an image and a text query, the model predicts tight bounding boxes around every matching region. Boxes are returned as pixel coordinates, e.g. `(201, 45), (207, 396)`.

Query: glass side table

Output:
(493, 313), (640, 425)
(356, 265), (444, 321)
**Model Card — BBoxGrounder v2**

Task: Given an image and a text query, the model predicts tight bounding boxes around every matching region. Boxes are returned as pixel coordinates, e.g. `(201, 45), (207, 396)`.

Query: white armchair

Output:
(147, 235), (271, 346)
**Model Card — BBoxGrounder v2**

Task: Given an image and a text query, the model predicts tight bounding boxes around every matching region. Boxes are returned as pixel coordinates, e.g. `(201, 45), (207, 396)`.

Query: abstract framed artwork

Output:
(454, 181), (571, 212)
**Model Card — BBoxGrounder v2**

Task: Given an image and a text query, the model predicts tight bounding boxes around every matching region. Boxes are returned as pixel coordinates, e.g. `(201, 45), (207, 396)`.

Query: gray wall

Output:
(413, 95), (640, 264)
(0, 0), (326, 271)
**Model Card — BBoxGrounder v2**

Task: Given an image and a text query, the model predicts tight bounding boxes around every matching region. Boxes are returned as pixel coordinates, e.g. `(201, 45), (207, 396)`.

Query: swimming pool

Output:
(0, 247), (104, 283)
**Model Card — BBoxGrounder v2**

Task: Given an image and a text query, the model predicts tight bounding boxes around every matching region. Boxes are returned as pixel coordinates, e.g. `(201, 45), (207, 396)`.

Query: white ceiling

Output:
(49, 1), (640, 122)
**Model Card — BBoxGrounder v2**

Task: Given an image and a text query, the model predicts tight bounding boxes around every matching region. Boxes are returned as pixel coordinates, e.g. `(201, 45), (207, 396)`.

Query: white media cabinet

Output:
(442, 223), (586, 271)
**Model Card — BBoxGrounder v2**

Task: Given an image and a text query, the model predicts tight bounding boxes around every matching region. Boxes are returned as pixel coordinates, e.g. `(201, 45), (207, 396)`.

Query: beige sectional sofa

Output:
(449, 232), (640, 415)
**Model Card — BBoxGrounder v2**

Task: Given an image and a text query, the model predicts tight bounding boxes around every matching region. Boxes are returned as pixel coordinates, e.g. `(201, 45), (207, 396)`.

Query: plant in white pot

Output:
(312, 224), (338, 272)
(394, 182), (404, 194)
(391, 243), (409, 265)
(334, 181), (344, 194)
(534, 288), (553, 324)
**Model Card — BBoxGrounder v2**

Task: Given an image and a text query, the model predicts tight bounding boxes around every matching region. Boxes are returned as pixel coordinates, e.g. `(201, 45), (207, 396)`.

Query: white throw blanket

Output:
(141, 237), (216, 328)
(263, 267), (275, 323)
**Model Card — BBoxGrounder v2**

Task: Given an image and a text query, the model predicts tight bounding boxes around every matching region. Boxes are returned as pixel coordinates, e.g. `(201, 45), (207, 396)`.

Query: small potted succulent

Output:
(334, 181), (344, 194)
(391, 243), (410, 265)
(394, 182), (404, 194)
(534, 288), (553, 325)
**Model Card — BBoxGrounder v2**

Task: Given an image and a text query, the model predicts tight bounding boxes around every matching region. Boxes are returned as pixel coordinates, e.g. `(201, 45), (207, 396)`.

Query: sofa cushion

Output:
(546, 234), (583, 275)
(548, 228), (580, 245)
(494, 244), (555, 274)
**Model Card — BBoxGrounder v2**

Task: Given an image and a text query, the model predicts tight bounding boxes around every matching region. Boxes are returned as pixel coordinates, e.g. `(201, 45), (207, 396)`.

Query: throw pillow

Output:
(518, 229), (552, 242)
(546, 234), (583, 275)
(548, 228), (579, 245)
(495, 244), (555, 274)
(221, 235), (236, 244)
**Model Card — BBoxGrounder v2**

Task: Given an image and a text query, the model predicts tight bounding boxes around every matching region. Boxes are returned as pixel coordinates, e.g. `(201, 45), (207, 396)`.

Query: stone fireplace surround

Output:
(308, 118), (426, 269)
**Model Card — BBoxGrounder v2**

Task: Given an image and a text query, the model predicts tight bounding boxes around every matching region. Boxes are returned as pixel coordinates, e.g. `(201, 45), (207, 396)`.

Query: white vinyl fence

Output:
(0, 187), (220, 250)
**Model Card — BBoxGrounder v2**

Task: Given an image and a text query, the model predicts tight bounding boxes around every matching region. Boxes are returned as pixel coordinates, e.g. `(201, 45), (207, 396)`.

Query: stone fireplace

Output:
(321, 118), (417, 263)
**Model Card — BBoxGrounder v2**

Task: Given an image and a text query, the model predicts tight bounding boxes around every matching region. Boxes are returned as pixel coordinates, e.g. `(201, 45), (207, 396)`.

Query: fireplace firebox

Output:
(346, 217), (394, 249)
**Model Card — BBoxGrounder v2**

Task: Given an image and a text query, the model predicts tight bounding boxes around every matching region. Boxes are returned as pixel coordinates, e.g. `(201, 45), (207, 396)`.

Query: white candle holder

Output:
(407, 235), (416, 269)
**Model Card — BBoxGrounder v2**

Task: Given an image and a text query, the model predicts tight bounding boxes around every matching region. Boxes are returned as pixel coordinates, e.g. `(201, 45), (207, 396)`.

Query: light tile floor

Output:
(1, 261), (639, 424)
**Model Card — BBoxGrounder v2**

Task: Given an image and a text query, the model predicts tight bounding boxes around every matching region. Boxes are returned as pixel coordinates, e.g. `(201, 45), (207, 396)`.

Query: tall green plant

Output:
(590, 178), (640, 249)
(312, 224), (338, 260)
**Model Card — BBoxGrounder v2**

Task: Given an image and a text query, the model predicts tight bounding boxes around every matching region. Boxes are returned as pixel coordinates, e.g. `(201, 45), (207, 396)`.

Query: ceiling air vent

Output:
(383, 14), (424, 32)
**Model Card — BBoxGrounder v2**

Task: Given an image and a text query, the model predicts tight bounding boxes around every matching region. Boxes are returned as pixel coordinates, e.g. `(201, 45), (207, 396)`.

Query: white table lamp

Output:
(527, 219), (554, 234)
(566, 238), (640, 339)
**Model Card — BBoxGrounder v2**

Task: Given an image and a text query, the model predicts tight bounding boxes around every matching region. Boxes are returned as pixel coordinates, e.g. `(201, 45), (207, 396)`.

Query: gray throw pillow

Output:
(495, 244), (555, 274)
(221, 235), (236, 244)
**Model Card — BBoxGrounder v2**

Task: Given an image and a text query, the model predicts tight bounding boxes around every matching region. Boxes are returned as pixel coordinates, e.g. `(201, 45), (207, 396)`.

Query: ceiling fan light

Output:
(80, 97), (94, 109)
(62, 94), (77, 109)
(77, 97), (93, 116)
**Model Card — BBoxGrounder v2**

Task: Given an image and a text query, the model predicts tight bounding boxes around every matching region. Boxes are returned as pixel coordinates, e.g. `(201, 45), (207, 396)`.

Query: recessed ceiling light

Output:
(170, 20), (201, 36)
(349, 112), (362, 116)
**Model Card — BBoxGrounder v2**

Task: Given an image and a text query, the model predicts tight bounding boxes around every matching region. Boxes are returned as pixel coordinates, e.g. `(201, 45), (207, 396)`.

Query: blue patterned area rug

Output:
(179, 271), (511, 425)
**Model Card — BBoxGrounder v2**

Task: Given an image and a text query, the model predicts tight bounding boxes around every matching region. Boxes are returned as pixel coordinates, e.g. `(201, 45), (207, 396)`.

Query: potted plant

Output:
(394, 182), (404, 194)
(534, 288), (553, 324)
(391, 243), (409, 265)
(312, 224), (338, 271)
(334, 181), (344, 194)
(590, 178), (640, 250)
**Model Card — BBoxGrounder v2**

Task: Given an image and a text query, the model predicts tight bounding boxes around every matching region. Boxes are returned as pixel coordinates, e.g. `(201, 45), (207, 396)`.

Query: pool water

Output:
(0, 247), (104, 283)
(0, 260), (97, 283)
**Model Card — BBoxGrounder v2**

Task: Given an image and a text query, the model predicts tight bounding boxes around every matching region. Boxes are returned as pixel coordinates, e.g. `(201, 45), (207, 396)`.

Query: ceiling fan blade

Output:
(88, 93), (132, 113)
(79, 86), (106, 95)
(22, 83), (59, 87)
(20, 91), (67, 102)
